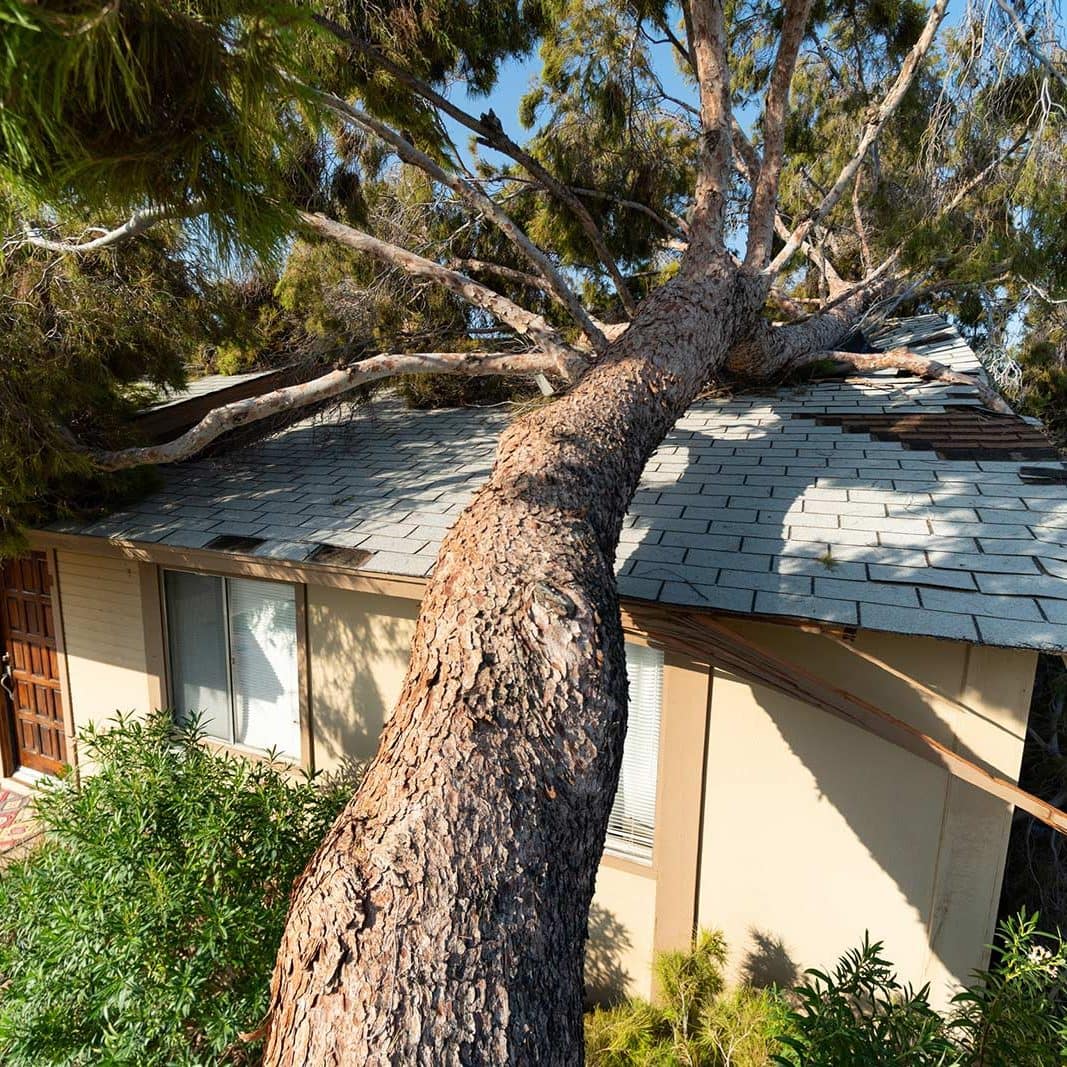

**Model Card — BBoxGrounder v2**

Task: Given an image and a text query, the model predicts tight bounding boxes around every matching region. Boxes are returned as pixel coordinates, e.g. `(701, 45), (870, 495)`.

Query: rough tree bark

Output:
(261, 252), (864, 1065)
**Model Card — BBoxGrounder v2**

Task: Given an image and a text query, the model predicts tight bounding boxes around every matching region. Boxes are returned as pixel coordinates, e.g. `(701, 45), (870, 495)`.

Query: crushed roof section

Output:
(866, 314), (985, 376)
(52, 317), (1067, 652)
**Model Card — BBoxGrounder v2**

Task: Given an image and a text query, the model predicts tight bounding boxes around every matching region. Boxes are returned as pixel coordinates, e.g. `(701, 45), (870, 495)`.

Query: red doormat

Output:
(0, 789), (39, 856)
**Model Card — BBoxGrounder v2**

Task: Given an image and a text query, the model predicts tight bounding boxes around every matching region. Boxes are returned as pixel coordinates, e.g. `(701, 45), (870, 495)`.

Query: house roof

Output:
(142, 368), (282, 412)
(50, 316), (1067, 652)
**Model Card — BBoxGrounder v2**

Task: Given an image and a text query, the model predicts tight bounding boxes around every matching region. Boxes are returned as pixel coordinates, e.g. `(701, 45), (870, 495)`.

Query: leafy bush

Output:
(585, 931), (791, 1066)
(775, 913), (1067, 1066)
(773, 935), (952, 1065)
(948, 913), (1067, 1066)
(0, 713), (350, 1066)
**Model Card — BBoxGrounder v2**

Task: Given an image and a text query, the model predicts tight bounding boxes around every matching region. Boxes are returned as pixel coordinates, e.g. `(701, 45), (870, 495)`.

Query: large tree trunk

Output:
(262, 257), (842, 1064)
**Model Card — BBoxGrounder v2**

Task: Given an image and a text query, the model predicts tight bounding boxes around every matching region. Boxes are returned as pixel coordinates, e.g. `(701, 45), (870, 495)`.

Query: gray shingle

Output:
(717, 570), (813, 596)
(616, 576), (665, 601)
(976, 617), (1067, 649)
(974, 573), (1067, 599)
(360, 552), (434, 578)
(918, 588), (1043, 622)
(659, 582), (754, 613)
(255, 540), (318, 562)
(814, 577), (920, 607)
(1040, 600), (1067, 623)
(868, 564), (978, 591)
(686, 548), (771, 572)
(755, 592), (858, 625)
(861, 604), (978, 641)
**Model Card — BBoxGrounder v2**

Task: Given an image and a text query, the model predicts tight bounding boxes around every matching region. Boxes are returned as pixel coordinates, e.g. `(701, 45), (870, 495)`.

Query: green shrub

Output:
(0, 713), (350, 1066)
(948, 912), (1067, 1066)
(773, 935), (952, 1065)
(585, 931), (790, 1066)
(775, 913), (1067, 1066)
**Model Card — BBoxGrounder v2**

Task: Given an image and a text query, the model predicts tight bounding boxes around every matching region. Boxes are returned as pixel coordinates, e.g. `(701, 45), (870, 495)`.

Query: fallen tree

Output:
(2, 0), (1064, 1060)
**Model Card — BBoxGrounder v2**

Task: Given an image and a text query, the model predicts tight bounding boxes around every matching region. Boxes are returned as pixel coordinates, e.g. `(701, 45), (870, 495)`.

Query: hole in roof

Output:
(204, 534), (267, 553)
(308, 545), (373, 569)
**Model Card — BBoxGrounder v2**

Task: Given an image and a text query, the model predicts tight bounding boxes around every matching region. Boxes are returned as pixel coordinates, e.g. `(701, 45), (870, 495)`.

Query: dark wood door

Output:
(1, 553), (67, 775)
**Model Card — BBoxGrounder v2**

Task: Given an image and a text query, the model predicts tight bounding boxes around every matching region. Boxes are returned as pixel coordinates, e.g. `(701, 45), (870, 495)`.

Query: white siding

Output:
(56, 551), (154, 732)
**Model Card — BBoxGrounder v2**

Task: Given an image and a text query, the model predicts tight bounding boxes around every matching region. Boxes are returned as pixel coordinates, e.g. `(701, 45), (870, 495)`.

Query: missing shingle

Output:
(205, 534), (267, 553)
(308, 544), (373, 569)
(813, 409), (1058, 460)
(1020, 466), (1067, 484)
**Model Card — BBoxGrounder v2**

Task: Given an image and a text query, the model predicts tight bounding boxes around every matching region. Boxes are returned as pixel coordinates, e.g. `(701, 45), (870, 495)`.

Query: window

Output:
(605, 642), (664, 864)
(164, 571), (301, 759)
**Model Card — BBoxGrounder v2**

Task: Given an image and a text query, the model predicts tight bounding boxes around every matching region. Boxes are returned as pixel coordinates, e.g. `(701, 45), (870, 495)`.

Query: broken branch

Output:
(796, 346), (1014, 414)
(93, 350), (571, 471)
(299, 212), (584, 373)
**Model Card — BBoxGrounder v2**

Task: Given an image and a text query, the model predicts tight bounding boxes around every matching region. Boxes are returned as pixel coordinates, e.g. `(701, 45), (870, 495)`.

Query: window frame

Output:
(159, 566), (311, 769)
(603, 639), (666, 869)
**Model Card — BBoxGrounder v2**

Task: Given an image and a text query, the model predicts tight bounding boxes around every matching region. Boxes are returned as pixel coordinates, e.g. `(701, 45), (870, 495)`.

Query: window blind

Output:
(606, 642), (663, 864)
(164, 571), (231, 741)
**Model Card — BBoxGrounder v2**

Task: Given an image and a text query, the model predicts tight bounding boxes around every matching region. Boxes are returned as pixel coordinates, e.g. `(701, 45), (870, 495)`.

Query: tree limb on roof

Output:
(93, 350), (572, 471)
(300, 212), (584, 373)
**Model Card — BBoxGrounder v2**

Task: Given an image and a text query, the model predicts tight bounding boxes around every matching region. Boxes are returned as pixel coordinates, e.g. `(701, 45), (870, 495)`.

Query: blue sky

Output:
(445, 33), (696, 168)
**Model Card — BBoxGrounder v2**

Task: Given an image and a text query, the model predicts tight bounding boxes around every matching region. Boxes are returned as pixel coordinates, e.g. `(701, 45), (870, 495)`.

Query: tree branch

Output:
(652, 10), (695, 71)
(449, 258), (560, 301)
(311, 16), (638, 318)
(315, 91), (608, 352)
(687, 0), (734, 256)
(570, 187), (690, 241)
(300, 212), (585, 374)
(744, 0), (815, 267)
(732, 120), (849, 290)
(993, 0), (1067, 93)
(851, 168), (873, 274)
(766, 0), (950, 276)
(19, 203), (201, 253)
(477, 174), (689, 242)
(93, 350), (571, 471)
(794, 347), (1014, 414)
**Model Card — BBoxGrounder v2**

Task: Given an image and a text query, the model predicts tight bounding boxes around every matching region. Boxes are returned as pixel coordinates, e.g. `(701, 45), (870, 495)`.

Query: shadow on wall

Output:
(585, 902), (634, 1007)
(741, 928), (798, 990)
(304, 586), (419, 772)
(619, 381), (1025, 990)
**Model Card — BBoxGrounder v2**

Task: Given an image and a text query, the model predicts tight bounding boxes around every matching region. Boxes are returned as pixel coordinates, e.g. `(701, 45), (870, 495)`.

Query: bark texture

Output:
(263, 249), (875, 1064)
(263, 258), (769, 1066)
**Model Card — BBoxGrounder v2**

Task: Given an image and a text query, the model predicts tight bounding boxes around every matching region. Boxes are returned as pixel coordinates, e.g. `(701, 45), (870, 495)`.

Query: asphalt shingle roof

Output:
(52, 317), (1067, 652)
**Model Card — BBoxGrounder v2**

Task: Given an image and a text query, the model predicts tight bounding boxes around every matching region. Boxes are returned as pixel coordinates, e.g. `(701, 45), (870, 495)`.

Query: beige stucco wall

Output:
(697, 623), (1035, 1008)
(588, 864), (658, 1002)
(306, 585), (419, 773)
(55, 550), (155, 733)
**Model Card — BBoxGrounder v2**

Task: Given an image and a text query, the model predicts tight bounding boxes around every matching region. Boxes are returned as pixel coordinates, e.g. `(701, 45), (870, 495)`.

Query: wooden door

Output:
(0, 553), (67, 775)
